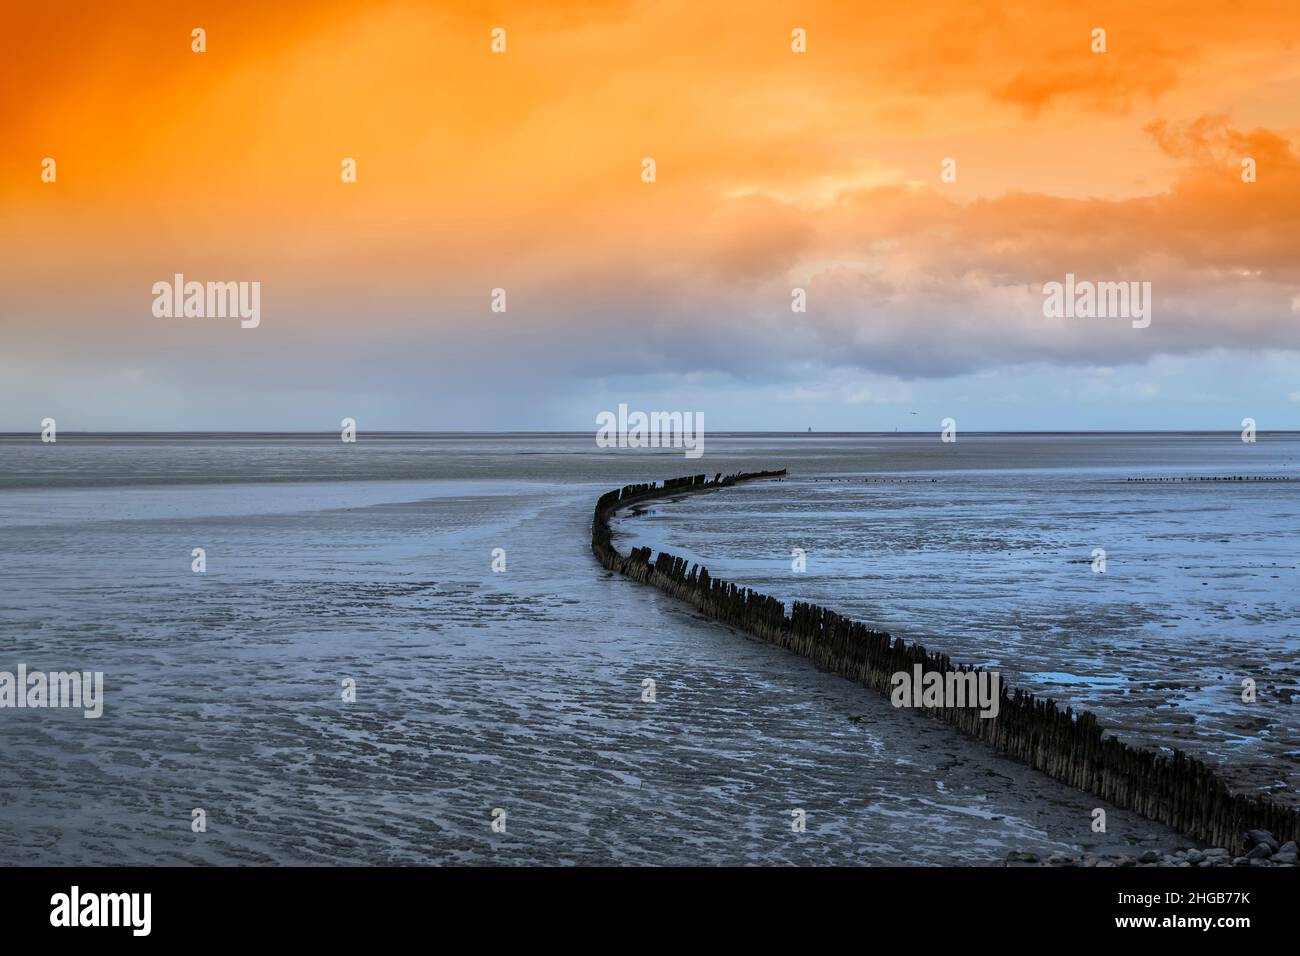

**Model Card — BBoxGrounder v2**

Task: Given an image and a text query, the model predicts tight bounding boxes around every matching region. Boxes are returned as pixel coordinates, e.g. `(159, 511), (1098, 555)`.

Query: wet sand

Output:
(614, 457), (1300, 807)
(3, 433), (1285, 864)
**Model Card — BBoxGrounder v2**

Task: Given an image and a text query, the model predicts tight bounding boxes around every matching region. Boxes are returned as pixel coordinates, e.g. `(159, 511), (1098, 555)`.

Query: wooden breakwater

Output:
(592, 470), (1299, 853)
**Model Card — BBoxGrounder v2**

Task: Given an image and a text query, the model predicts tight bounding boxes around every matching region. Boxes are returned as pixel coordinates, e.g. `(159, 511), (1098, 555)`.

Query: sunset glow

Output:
(3, 1), (1298, 428)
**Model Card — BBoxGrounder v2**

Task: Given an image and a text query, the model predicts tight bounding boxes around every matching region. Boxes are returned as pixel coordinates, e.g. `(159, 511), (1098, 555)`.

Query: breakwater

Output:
(591, 470), (1299, 853)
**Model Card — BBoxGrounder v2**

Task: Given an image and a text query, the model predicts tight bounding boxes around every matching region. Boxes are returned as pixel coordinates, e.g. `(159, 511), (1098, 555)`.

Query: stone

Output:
(1138, 850), (1161, 863)
(1246, 843), (1273, 860)
(1185, 849), (1205, 864)
(1244, 829), (1279, 852)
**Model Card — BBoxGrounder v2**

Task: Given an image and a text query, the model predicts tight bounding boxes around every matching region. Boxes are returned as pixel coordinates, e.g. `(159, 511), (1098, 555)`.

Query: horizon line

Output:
(3, 429), (1299, 437)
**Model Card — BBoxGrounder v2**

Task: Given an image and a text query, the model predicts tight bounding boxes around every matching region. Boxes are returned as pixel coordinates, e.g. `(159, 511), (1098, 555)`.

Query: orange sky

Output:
(2, 1), (1298, 429)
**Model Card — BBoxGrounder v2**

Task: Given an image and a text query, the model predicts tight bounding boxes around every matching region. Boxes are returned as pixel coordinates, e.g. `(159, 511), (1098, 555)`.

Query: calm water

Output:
(0, 433), (1294, 864)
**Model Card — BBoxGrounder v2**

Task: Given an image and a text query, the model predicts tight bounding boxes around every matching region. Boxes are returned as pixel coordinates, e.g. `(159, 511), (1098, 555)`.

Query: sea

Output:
(1, 432), (1295, 864)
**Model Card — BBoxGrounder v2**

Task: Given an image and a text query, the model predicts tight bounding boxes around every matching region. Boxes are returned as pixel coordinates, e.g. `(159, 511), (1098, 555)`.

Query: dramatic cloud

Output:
(1, 0), (1298, 428)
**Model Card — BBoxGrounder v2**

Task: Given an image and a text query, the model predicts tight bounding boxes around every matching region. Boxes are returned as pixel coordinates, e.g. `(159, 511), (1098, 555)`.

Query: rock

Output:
(1006, 851), (1039, 863)
(1047, 852), (1076, 865)
(1279, 841), (1298, 856)
(1272, 850), (1297, 865)
(1203, 848), (1230, 858)
(1246, 843), (1273, 860)
(1097, 860), (1114, 867)
(1233, 856), (1250, 866)
(1245, 830), (1279, 852)
(1117, 857), (1137, 867)
(1178, 861), (1192, 867)
(1185, 849), (1205, 864)
(1138, 850), (1161, 863)
(1249, 858), (1272, 867)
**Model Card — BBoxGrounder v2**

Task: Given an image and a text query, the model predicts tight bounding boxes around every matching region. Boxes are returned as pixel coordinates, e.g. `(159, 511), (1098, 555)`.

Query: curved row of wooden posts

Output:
(591, 469), (1297, 852)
